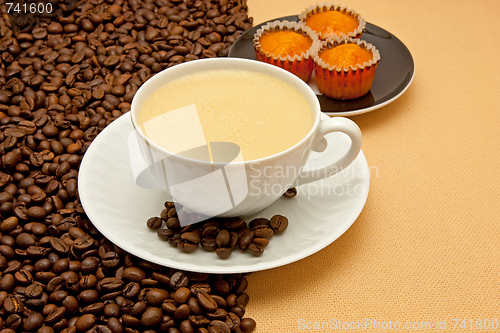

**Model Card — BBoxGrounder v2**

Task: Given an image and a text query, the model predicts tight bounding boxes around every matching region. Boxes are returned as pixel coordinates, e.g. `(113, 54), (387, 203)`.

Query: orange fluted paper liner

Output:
(313, 36), (380, 100)
(253, 20), (321, 82)
(299, 3), (366, 40)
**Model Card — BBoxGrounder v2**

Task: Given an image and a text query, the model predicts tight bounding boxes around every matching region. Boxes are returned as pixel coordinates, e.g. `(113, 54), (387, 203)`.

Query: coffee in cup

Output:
(137, 68), (315, 162)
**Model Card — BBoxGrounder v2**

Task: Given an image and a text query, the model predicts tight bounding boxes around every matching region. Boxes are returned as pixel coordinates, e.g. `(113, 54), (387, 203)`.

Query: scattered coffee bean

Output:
(146, 217), (162, 230)
(283, 187), (298, 197)
(152, 201), (289, 259)
(269, 215), (289, 233)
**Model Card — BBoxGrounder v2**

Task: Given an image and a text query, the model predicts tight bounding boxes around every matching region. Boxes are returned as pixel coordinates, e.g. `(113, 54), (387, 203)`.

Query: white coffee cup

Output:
(129, 58), (362, 224)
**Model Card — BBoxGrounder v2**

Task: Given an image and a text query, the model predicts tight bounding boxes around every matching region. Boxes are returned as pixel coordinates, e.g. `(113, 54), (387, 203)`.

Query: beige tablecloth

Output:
(245, 1), (500, 331)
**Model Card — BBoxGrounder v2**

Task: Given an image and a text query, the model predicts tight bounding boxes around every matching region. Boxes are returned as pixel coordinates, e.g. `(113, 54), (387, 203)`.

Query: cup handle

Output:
(294, 117), (362, 186)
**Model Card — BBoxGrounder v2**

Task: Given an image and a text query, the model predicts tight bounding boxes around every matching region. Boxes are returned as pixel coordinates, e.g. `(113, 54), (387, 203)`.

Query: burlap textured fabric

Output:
(245, 1), (500, 331)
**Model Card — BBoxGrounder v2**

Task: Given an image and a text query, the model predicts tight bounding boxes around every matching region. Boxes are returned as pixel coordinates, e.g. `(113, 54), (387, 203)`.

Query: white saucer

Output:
(78, 114), (370, 274)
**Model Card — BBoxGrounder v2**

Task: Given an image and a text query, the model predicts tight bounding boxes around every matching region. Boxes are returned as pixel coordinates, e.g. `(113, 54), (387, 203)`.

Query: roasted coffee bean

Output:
(146, 216), (163, 230)
(101, 251), (120, 268)
(14, 268), (32, 284)
(82, 302), (105, 314)
(181, 231), (200, 244)
(190, 283), (211, 295)
(238, 231), (254, 250)
(73, 236), (94, 252)
(224, 312), (240, 331)
(157, 228), (175, 241)
(239, 318), (257, 333)
(201, 237), (217, 252)
(44, 306), (66, 324)
(62, 295), (80, 315)
(98, 277), (125, 292)
(177, 241), (198, 253)
(247, 243), (265, 257)
(122, 266), (146, 282)
(146, 288), (169, 306)
(78, 289), (100, 303)
(283, 187), (298, 198)
(215, 229), (230, 247)
(212, 294), (227, 308)
(75, 313), (96, 332)
(3, 296), (23, 314)
(23, 312), (44, 331)
(4, 313), (23, 331)
(49, 290), (69, 303)
(173, 287), (191, 305)
(269, 215), (289, 233)
(205, 308), (227, 320)
(104, 302), (121, 317)
(252, 237), (270, 248)
(248, 218), (269, 228)
(141, 307), (163, 327)
(49, 237), (70, 255)
(25, 283), (43, 298)
(122, 281), (141, 298)
(1, 216), (18, 233)
(208, 320), (230, 333)
(131, 301), (150, 318)
(165, 217), (181, 230)
(81, 256), (100, 274)
(251, 225), (274, 239)
(46, 276), (65, 293)
(174, 303), (191, 321)
(16, 233), (36, 248)
(107, 317), (123, 333)
(170, 271), (189, 290)
(196, 290), (217, 312)
(215, 247), (232, 259)
(161, 298), (177, 315)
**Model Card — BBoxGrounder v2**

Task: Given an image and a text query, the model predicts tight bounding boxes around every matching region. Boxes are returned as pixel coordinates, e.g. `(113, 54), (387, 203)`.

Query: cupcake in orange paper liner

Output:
(299, 3), (365, 40)
(253, 20), (321, 82)
(313, 37), (380, 100)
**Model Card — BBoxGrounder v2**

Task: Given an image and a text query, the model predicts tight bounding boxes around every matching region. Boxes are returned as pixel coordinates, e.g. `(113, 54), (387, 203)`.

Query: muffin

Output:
(299, 3), (365, 40)
(253, 20), (320, 82)
(313, 36), (380, 100)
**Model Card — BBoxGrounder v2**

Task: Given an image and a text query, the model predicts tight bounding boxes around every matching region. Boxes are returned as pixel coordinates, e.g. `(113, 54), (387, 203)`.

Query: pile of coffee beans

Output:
(148, 202), (289, 259)
(1, 0), (258, 331)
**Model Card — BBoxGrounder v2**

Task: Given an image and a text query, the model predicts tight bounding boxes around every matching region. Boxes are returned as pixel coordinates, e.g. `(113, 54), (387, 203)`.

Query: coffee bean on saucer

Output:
(157, 228), (175, 241)
(248, 218), (269, 229)
(154, 202), (289, 259)
(146, 217), (163, 230)
(269, 215), (289, 233)
(251, 225), (274, 239)
(283, 187), (298, 198)
(252, 238), (270, 248)
(216, 229), (230, 248)
(238, 231), (254, 251)
(201, 237), (217, 252)
(247, 243), (265, 257)
(215, 247), (233, 259)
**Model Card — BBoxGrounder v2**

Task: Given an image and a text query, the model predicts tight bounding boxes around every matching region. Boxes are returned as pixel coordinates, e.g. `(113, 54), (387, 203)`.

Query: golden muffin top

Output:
(318, 43), (373, 69)
(305, 11), (359, 37)
(258, 30), (313, 57)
